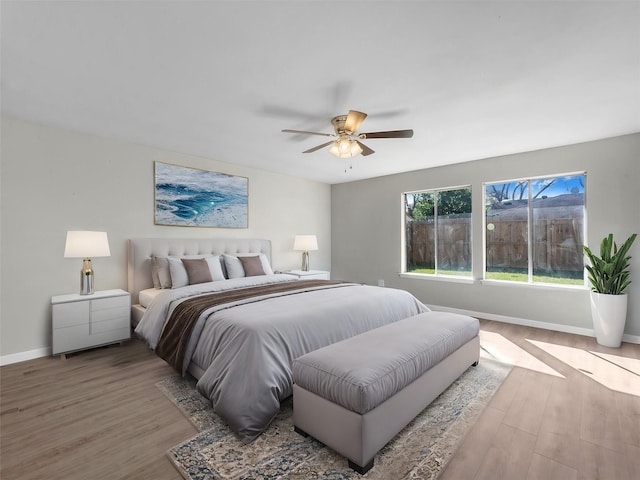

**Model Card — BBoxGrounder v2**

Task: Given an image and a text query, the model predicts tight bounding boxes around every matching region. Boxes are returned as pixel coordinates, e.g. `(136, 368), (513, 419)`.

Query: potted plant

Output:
(583, 233), (637, 347)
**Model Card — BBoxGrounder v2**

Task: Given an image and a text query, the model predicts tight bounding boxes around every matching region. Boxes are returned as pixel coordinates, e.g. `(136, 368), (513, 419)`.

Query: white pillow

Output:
(205, 256), (226, 282)
(164, 255), (226, 288)
(167, 257), (190, 288)
(222, 253), (274, 279)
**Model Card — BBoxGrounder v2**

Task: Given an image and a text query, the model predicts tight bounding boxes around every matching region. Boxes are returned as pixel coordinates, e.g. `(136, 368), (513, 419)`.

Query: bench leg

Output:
(294, 426), (309, 437)
(349, 458), (374, 475)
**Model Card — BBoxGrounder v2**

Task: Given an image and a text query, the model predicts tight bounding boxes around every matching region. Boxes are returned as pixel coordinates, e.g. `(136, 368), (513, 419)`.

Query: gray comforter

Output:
(135, 275), (429, 443)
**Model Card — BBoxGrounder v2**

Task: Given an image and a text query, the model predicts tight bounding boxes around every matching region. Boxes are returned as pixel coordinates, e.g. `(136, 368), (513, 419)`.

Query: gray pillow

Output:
(153, 256), (172, 289)
(150, 256), (161, 288)
(181, 258), (213, 285)
(238, 255), (266, 277)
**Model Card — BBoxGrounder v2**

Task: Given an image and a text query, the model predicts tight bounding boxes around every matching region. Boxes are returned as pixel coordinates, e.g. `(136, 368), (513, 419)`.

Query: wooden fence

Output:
(406, 217), (584, 273)
(406, 218), (471, 270)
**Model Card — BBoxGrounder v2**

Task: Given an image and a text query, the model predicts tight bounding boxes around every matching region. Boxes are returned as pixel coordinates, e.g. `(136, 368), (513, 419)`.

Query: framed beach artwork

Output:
(154, 161), (248, 228)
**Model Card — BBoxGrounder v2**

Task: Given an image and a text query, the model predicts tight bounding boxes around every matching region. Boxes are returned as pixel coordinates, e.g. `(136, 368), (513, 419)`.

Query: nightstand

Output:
(52, 289), (131, 358)
(285, 270), (330, 280)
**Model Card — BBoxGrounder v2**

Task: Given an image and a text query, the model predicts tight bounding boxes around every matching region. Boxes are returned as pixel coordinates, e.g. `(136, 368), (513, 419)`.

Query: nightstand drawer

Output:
(91, 315), (129, 334)
(53, 324), (90, 354)
(53, 324), (129, 355)
(53, 301), (90, 328)
(92, 306), (129, 323)
(92, 295), (129, 311)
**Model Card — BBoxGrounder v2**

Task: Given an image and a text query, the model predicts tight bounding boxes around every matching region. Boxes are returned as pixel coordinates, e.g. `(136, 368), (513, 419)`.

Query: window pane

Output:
(405, 188), (472, 276)
(531, 175), (585, 285)
(405, 192), (435, 273)
(485, 182), (529, 282)
(436, 188), (472, 275)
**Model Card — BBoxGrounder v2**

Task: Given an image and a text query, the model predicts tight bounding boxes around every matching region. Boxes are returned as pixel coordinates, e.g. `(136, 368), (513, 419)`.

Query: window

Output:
(484, 173), (585, 285)
(404, 186), (472, 276)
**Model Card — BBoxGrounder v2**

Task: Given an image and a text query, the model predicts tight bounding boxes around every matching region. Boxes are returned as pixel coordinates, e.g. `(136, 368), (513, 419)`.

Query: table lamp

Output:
(64, 231), (111, 295)
(293, 235), (318, 272)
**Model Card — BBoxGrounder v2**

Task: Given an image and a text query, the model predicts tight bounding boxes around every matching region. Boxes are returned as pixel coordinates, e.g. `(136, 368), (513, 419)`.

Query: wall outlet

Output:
(377, 279), (385, 287)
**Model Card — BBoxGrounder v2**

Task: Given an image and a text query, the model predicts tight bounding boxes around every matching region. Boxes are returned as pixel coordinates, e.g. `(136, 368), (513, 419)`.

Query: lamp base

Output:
(301, 251), (310, 272)
(80, 258), (95, 295)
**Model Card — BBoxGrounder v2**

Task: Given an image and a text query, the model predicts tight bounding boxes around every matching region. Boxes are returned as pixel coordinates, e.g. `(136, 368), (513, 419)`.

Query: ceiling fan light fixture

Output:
(350, 140), (363, 156)
(328, 142), (340, 157)
(283, 109), (413, 158)
(329, 138), (362, 158)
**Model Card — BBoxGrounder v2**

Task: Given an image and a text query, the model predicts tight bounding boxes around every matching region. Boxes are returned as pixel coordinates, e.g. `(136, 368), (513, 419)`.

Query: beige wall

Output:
(331, 134), (640, 339)
(0, 117), (331, 361)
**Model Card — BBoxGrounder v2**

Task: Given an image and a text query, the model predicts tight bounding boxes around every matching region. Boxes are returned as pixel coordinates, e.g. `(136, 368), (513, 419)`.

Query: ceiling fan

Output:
(282, 110), (413, 158)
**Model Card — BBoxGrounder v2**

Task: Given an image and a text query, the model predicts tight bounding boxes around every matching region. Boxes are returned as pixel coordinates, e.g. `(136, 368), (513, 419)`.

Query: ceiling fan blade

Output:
(356, 140), (375, 156)
(359, 129), (414, 139)
(303, 141), (334, 154)
(344, 110), (367, 134)
(282, 129), (334, 137)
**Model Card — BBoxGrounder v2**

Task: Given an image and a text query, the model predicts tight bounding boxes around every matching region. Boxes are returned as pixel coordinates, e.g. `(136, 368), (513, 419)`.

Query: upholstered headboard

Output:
(127, 238), (271, 304)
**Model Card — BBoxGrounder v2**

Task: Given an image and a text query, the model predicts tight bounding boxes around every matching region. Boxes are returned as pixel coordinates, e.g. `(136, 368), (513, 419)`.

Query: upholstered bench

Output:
(292, 311), (480, 474)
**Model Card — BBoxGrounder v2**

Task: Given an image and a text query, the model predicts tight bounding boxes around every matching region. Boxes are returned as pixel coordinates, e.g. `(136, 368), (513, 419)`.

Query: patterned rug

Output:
(157, 354), (511, 480)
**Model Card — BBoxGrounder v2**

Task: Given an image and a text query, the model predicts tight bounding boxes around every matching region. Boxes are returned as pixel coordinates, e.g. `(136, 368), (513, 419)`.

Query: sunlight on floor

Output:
(527, 339), (640, 396)
(479, 331), (564, 377)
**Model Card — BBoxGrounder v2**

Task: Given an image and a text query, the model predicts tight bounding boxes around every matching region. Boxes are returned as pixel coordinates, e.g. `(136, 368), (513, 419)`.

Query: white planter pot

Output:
(590, 292), (628, 348)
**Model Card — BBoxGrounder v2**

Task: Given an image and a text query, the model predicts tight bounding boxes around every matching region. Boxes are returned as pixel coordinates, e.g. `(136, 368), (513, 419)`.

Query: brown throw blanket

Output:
(156, 280), (344, 372)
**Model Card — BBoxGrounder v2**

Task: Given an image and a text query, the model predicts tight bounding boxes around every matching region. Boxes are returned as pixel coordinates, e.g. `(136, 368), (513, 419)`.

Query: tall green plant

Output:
(583, 233), (637, 294)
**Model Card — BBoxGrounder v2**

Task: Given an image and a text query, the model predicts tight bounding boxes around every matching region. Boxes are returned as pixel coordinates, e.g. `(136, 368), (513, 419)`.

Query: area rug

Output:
(156, 354), (510, 480)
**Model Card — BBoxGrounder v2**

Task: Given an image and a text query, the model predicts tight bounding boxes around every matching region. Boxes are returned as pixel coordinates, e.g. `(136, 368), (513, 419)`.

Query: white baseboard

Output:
(0, 346), (52, 366)
(426, 304), (640, 345)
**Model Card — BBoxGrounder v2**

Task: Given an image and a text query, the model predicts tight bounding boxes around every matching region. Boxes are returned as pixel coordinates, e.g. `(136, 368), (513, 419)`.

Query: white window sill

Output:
(480, 279), (588, 291)
(397, 273), (588, 290)
(398, 273), (476, 285)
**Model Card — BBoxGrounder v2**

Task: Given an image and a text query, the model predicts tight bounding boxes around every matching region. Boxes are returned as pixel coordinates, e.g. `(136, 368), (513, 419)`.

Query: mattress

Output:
(138, 288), (164, 309)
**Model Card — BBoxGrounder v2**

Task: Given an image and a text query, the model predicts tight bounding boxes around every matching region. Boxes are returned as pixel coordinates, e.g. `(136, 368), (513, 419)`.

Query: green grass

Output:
(485, 271), (584, 285)
(409, 268), (584, 285)
(409, 268), (472, 277)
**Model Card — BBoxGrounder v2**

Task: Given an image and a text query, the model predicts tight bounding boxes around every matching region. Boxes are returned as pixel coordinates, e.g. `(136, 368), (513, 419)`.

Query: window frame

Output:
(402, 184), (473, 279)
(482, 172), (587, 287)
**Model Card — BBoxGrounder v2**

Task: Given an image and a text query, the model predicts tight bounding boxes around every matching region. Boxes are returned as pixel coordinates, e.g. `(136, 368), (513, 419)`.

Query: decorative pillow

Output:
(150, 256), (161, 289)
(152, 256), (172, 289)
(164, 255), (226, 288)
(222, 254), (245, 279)
(255, 253), (274, 276)
(238, 255), (266, 277)
(204, 256), (226, 282)
(181, 258), (213, 285)
(167, 257), (190, 288)
(223, 253), (273, 278)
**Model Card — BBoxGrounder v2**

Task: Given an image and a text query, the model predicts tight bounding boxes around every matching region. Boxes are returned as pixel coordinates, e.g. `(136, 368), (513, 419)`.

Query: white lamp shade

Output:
(64, 231), (111, 258)
(293, 235), (318, 252)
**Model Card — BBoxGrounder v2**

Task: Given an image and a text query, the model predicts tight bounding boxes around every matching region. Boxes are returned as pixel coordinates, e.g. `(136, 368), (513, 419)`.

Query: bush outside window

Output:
(405, 186), (472, 276)
(484, 173), (585, 285)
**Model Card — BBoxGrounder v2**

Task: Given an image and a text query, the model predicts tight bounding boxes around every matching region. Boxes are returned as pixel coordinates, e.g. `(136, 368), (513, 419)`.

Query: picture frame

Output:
(154, 161), (248, 228)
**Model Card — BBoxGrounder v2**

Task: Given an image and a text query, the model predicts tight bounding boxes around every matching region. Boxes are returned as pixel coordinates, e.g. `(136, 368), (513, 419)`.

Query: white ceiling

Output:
(2, 1), (639, 184)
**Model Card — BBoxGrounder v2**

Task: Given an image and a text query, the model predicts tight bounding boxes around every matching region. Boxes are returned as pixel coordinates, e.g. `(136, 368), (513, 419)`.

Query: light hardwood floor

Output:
(1, 320), (638, 480)
(443, 320), (640, 480)
(0, 340), (194, 480)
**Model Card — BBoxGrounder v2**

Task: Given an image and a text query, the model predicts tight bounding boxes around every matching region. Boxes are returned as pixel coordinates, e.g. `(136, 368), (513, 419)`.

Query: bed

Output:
(128, 238), (430, 443)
